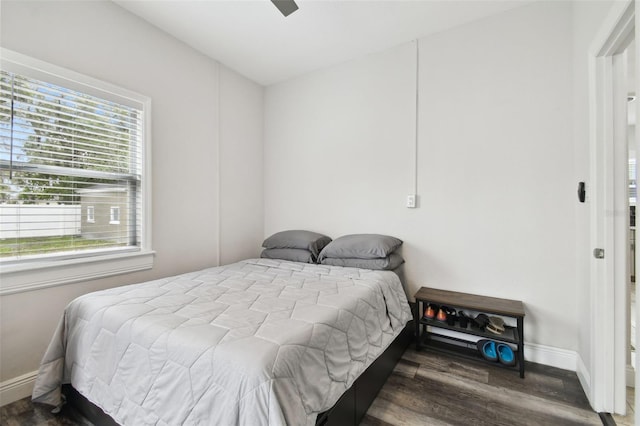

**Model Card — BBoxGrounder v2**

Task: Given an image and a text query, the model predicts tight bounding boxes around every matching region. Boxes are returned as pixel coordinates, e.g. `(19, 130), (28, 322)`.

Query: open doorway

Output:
(615, 39), (637, 426)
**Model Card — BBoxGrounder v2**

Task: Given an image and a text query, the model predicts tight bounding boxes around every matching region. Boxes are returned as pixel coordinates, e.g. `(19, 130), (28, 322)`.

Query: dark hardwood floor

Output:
(1, 345), (604, 426)
(0, 396), (92, 426)
(362, 345), (603, 426)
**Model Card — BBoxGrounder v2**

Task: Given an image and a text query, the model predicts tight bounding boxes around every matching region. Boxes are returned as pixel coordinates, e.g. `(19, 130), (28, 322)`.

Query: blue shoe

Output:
(497, 343), (516, 366)
(476, 339), (498, 362)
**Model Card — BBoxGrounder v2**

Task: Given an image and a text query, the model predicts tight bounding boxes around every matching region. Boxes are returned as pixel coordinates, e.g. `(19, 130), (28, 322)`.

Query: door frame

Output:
(588, 0), (636, 415)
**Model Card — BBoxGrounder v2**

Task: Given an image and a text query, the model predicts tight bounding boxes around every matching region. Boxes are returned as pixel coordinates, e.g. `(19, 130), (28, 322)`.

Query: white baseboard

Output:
(524, 342), (578, 371)
(576, 353), (593, 407)
(0, 370), (37, 407)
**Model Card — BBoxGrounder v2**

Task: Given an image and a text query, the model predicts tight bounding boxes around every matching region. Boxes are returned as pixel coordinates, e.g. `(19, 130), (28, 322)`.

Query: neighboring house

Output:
(77, 185), (129, 245)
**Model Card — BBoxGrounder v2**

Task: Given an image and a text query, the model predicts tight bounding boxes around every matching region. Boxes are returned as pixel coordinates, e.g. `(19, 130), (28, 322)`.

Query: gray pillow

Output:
(260, 248), (314, 263)
(320, 253), (404, 270)
(262, 230), (331, 259)
(318, 234), (402, 261)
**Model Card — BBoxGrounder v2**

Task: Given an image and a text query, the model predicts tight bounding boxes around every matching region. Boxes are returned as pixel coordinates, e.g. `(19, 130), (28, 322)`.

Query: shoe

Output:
(473, 314), (490, 331)
(424, 304), (436, 319)
(458, 310), (471, 328)
(476, 339), (498, 362)
(497, 343), (516, 366)
(445, 307), (457, 326)
(436, 307), (447, 322)
(486, 316), (505, 335)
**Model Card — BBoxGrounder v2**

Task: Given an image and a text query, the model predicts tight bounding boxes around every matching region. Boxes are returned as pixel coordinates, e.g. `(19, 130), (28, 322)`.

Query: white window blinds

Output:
(0, 69), (144, 261)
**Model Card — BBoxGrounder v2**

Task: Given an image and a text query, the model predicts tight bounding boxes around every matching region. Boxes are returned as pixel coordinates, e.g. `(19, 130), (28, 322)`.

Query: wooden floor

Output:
(1, 345), (604, 426)
(362, 345), (603, 426)
(612, 387), (635, 426)
(0, 396), (92, 426)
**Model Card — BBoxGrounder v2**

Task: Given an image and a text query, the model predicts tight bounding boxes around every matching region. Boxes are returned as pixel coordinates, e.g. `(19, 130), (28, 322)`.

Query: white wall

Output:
(219, 66), (264, 264)
(265, 2), (578, 351)
(0, 0), (263, 392)
(265, 43), (415, 236)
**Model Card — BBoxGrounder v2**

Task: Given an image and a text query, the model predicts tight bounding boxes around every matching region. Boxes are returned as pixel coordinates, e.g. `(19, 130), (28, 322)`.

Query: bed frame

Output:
(316, 321), (413, 425)
(63, 321), (413, 426)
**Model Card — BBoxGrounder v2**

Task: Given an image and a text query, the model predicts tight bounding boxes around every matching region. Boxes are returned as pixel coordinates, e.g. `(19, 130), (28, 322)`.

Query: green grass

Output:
(0, 235), (117, 257)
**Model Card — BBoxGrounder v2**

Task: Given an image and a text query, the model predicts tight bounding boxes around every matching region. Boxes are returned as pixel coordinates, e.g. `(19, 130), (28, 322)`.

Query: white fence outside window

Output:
(0, 204), (81, 239)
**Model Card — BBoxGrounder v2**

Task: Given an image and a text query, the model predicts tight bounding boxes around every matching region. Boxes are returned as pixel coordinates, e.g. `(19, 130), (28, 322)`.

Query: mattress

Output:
(32, 258), (412, 426)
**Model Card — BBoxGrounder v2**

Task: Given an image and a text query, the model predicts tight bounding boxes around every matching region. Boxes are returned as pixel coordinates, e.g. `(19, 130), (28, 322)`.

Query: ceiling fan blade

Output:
(271, 0), (299, 17)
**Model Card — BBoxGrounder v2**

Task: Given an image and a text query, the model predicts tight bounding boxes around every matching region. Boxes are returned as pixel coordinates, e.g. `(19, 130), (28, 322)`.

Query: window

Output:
(0, 49), (152, 294)
(109, 206), (120, 224)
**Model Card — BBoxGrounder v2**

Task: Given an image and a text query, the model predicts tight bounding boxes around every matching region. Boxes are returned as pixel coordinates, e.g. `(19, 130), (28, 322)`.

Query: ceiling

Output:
(113, 0), (533, 86)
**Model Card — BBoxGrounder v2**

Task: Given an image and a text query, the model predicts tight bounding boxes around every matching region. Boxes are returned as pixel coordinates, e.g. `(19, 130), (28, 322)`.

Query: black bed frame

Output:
(63, 322), (413, 426)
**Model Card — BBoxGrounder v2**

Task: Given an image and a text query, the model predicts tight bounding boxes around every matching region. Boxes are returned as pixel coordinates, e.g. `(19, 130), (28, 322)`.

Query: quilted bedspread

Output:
(32, 259), (412, 426)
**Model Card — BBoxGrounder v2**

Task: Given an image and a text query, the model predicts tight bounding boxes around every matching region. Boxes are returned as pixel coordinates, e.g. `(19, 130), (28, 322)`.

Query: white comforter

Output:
(32, 259), (412, 426)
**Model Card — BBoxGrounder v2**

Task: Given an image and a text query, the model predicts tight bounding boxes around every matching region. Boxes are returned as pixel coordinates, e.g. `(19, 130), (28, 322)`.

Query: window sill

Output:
(0, 250), (155, 295)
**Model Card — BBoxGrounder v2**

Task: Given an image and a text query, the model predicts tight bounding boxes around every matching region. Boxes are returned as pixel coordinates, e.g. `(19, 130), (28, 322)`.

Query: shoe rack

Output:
(414, 287), (526, 378)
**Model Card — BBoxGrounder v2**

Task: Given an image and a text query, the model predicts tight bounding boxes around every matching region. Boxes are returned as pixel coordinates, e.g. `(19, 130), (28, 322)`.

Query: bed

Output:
(32, 258), (412, 426)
